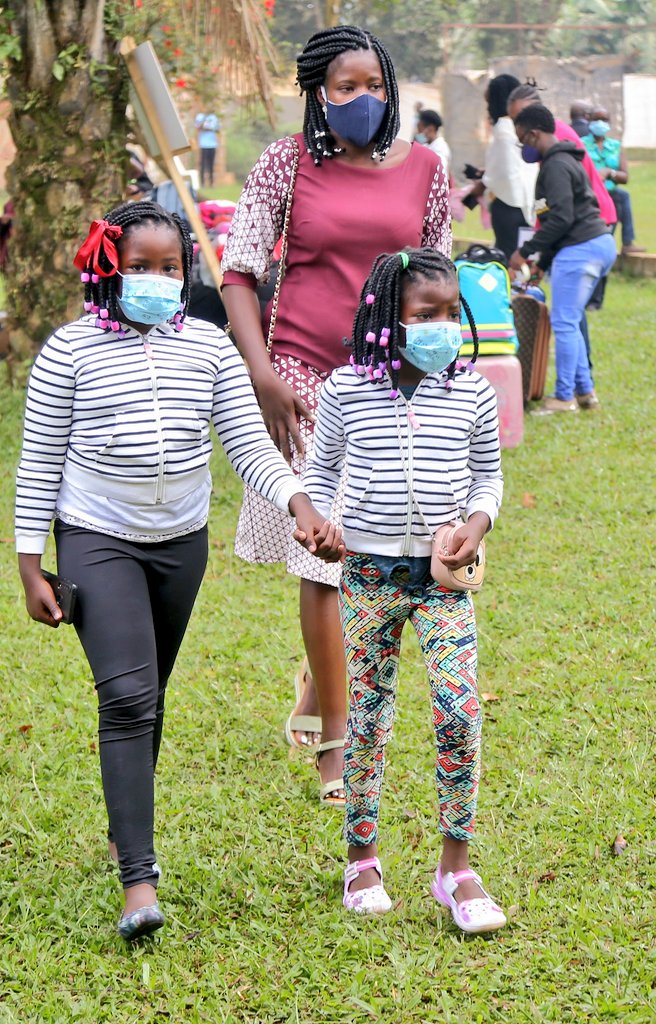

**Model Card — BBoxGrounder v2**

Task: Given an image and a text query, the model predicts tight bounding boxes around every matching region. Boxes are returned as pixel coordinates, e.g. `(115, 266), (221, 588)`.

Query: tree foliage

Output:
(1, 0), (278, 352)
(269, 0), (655, 80)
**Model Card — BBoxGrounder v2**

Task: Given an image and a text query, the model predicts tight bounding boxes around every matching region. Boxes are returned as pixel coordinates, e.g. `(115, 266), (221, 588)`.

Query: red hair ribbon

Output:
(73, 219), (123, 277)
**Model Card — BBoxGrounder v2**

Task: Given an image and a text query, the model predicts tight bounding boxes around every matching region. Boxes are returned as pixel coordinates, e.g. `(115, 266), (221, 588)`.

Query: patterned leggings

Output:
(339, 552), (482, 847)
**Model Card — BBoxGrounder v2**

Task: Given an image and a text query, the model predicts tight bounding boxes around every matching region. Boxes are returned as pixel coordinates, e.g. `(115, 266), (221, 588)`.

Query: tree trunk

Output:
(6, 0), (128, 355)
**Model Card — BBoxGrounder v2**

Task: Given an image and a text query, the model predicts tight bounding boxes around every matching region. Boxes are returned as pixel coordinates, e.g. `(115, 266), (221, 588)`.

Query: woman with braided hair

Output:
(14, 201), (342, 939)
(222, 25), (451, 807)
(303, 247), (506, 931)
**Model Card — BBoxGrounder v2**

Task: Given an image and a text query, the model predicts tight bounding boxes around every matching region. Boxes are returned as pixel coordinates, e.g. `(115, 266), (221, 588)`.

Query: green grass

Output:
(1, 275), (656, 1021)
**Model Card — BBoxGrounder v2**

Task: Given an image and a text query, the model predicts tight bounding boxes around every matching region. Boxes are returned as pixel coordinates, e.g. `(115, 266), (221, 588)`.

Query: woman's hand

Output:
(254, 369), (314, 464)
(18, 554), (63, 627)
(437, 512), (490, 570)
(290, 494), (345, 562)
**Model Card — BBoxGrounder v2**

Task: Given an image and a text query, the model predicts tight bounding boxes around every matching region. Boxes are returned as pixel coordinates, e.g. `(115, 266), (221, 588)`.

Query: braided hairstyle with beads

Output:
(350, 247), (479, 398)
(296, 25), (399, 166)
(74, 201), (193, 336)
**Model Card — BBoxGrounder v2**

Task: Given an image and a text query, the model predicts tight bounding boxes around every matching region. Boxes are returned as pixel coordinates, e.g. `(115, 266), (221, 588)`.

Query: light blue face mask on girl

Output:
(398, 320), (462, 374)
(117, 273), (183, 325)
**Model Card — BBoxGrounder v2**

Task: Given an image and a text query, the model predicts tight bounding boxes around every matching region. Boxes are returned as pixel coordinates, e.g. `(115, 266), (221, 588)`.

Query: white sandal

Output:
(284, 657), (321, 751)
(316, 739), (345, 808)
(343, 857), (392, 915)
(431, 865), (506, 934)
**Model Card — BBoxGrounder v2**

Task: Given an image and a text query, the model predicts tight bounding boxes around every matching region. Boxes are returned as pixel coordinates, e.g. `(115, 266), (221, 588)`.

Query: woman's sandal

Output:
(316, 738), (346, 808)
(117, 903), (165, 941)
(343, 856), (392, 915)
(431, 865), (506, 934)
(284, 657), (322, 751)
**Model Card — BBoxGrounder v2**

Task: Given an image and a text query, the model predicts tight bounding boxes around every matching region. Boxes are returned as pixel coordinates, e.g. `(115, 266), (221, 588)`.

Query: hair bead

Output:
(391, 358), (402, 370)
(365, 293), (375, 305)
(80, 272), (90, 283)
(365, 331), (376, 344)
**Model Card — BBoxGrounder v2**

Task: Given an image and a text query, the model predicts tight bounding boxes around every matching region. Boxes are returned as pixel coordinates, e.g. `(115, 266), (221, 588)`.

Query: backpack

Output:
(454, 244), (518, 356)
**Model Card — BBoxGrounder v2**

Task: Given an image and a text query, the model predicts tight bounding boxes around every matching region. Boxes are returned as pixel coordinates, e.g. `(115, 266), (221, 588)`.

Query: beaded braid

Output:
(77, 201), (193, 337)
(296, 25), (400, 166)
(350, 247), (480, 399)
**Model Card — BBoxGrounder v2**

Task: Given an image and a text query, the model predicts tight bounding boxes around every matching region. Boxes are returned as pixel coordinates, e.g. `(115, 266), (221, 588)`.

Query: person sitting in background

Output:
(570, 100), (593, 139)
(417, 109), (451, 178)
(582, 108), (646, 256)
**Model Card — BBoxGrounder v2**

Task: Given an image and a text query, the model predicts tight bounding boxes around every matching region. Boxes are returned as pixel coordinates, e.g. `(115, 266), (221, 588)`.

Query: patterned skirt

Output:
(234, 353), (344, 587)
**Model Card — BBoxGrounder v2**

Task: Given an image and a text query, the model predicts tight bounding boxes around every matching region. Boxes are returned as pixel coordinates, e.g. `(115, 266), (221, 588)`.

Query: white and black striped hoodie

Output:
(303, 365), (503, 558)
(15, 315), (306, 554)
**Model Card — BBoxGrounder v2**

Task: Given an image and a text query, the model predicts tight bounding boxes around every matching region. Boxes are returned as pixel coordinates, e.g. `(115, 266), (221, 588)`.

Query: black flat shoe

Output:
(117, 903), (165, 940)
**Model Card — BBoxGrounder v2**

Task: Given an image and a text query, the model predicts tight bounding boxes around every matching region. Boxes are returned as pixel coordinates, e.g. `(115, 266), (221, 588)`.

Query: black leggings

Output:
(55, 522), (208, 889)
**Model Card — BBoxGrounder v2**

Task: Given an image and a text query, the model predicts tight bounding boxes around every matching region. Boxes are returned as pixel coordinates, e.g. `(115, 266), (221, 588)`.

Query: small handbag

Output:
(430, 522), (485, 592)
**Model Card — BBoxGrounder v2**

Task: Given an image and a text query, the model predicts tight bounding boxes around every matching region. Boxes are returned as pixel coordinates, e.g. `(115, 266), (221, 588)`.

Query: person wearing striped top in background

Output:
(303, 248), (506, 933)
(14, 202), (342, 941)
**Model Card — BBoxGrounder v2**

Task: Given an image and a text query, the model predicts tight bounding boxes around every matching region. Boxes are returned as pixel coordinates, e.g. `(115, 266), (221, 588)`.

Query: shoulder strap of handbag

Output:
(266, 136), (300, 353)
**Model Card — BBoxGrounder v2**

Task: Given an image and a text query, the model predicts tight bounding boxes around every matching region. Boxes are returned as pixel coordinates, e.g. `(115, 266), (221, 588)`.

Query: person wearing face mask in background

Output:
(416, 109), (452, 180)
(582, 107), (646, 256)
(507, 82), (617, 325)
(463, 75), (538, 261)
(222, 25), (451, 810)
(570, 100), (593, 139)
(509, 105), (616, 414)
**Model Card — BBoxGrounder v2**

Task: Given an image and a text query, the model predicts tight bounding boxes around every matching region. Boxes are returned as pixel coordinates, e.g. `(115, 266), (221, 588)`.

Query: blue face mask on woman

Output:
(320, 86), (387, 148)
(118, 273), (183, 325)
(588, 119), (610, 138)
(398, 320), (462, 374)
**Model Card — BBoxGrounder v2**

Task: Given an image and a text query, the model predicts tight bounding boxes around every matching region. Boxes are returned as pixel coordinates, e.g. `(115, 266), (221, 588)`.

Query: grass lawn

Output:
(1, 274), (656, 1022)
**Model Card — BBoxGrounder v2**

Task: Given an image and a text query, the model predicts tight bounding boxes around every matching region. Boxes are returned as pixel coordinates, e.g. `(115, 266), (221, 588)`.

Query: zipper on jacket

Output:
(399, 392), (415, 556)
(143, 334), (166, 504)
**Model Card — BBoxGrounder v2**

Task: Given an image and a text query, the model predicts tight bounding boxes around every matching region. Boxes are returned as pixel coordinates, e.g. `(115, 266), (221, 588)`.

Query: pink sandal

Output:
(431, 865), (506, 934)
(343, 857), (392, 915)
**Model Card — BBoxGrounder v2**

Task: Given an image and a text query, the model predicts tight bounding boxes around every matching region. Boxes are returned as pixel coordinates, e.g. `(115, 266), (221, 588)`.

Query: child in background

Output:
(303, 248), (506, 933)
(15, 201), (341, 940)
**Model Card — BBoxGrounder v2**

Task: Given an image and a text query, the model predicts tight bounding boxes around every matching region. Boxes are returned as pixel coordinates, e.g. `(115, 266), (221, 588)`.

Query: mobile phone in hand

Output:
(41, 570), (78, 624)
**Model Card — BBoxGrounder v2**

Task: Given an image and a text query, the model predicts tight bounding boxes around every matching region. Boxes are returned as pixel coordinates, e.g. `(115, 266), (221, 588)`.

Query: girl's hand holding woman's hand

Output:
(253, 368), (314, 465)
(437, 512), (490, 570)
(18, 555), (63, 627)
(290, 494), (345, 562)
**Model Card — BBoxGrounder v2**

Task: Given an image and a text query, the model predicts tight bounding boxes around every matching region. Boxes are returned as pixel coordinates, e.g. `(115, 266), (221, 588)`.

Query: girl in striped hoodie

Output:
(303, 248), (506, 933)
(15, 202), (341, 939)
